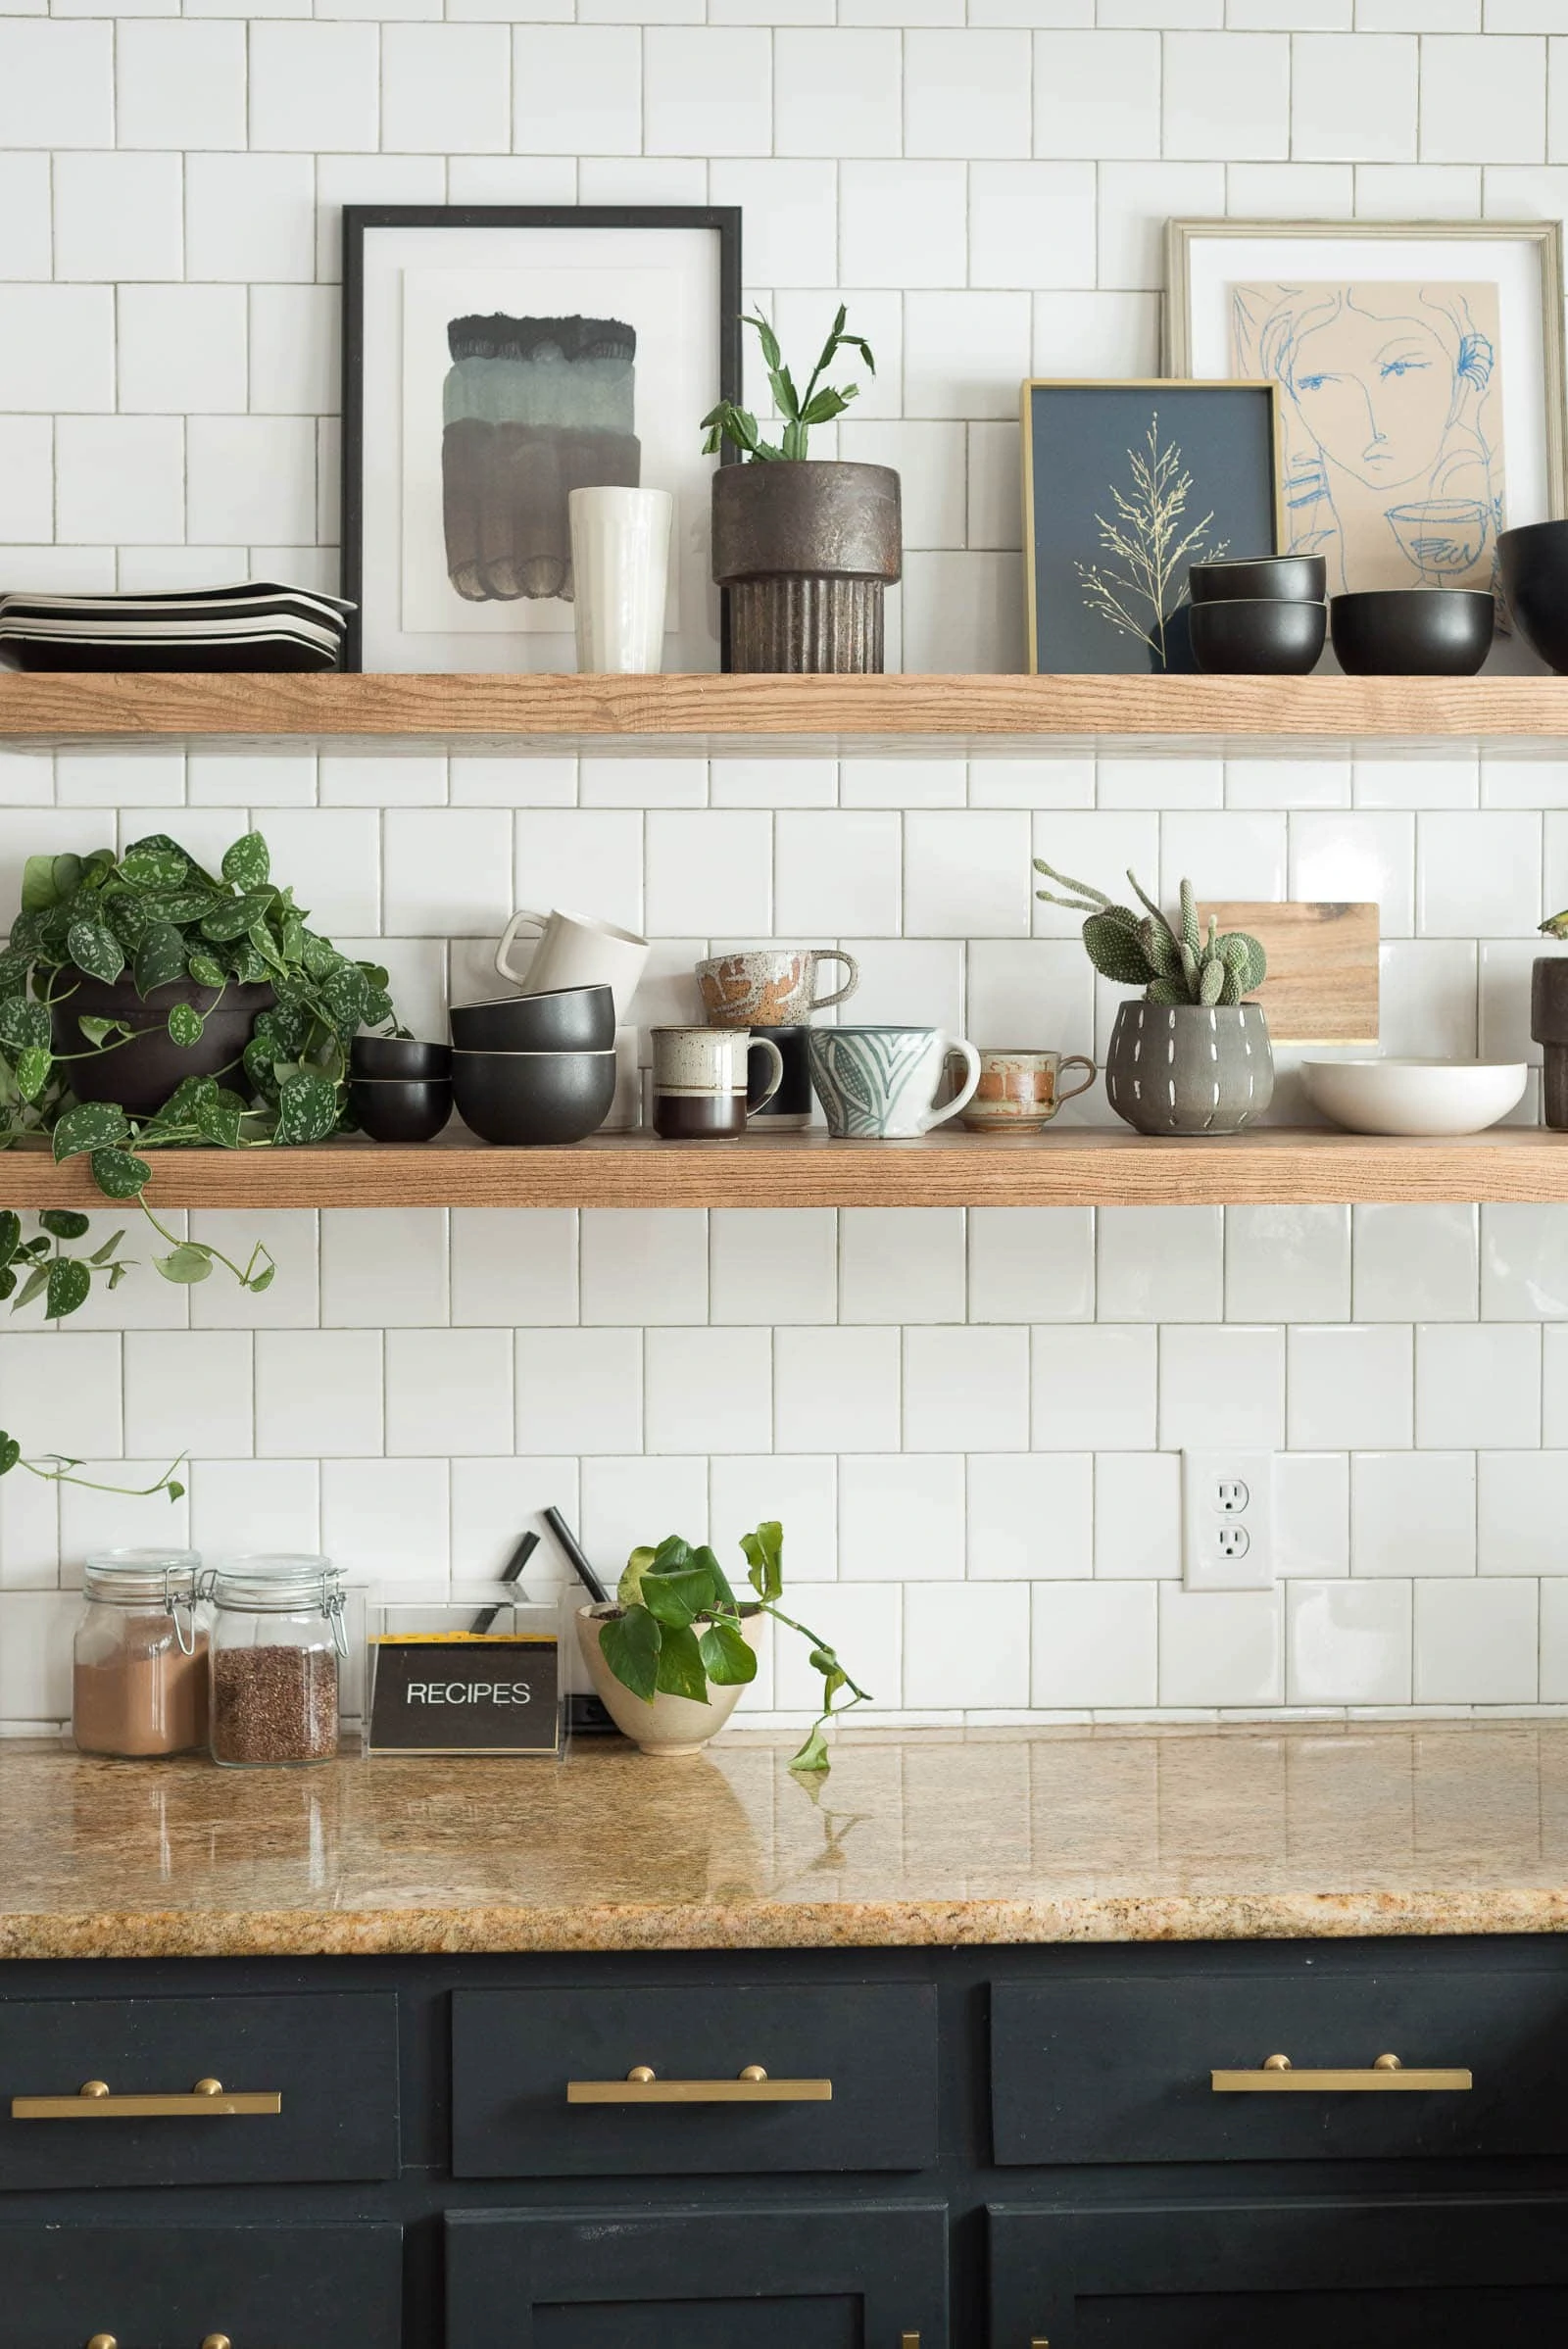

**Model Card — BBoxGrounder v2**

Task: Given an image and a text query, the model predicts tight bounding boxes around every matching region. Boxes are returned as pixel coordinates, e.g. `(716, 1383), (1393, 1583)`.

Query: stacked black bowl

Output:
(348, 1036), (453, 1142)
(449, 984), (616, 1145)
(1498, 521), (1568, 672)
(1188, 555), (1328, 675)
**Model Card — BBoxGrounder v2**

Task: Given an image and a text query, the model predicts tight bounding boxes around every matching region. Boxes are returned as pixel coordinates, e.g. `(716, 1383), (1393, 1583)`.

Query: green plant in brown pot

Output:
(702, 307), (901, 676)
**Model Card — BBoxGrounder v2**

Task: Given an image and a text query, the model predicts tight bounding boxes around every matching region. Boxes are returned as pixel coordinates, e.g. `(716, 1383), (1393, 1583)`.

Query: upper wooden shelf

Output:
(7, 1128), (1568, 1210)
(3, 671), (1568, 759)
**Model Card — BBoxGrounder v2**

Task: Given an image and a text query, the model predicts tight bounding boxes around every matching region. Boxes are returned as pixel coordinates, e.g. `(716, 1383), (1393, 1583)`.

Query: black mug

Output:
(747, 1025), (813, 1131)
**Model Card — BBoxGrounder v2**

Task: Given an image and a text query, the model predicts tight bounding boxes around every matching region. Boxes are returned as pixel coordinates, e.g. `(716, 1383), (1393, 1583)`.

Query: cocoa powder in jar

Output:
(73, 1625), (209, 1757)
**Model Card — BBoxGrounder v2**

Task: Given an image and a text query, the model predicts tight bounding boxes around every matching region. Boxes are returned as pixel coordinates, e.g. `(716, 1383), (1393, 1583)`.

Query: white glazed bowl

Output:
(1302, 1057), (1527, 1136)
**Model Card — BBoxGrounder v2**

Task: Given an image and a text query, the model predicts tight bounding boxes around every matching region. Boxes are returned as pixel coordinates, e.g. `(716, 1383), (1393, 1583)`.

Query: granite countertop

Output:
(4, 1719), (1568, 1959)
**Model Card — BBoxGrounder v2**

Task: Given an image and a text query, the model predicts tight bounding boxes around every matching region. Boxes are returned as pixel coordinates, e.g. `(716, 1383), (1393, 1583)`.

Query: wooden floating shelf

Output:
(7, 1128), (1568, 1211)
(3, 671), (1568, 759)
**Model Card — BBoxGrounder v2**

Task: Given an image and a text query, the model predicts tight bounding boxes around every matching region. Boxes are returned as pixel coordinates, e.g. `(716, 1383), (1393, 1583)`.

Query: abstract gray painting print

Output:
(441, 312), (641, 606)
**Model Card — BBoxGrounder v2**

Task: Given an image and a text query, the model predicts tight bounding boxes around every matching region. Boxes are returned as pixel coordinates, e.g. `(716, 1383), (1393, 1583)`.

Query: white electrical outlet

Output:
(1182, 1451), (1275, 1590)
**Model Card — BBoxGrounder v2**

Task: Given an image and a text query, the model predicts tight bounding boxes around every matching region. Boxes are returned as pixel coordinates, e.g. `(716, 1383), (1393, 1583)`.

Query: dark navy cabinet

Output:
(989, 2196), (1568, 2349)
(1, 1939), (1566, 2349)
(447, 2203), (949, 2347)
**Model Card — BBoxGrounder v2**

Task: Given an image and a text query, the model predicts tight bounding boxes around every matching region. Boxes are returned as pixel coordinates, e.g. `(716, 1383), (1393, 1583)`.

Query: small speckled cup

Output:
(957, 1048), (1096, 1133)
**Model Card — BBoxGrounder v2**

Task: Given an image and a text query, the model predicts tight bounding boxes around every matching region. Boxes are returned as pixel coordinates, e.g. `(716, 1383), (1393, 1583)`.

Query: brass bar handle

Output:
(14, 2077), (282, 2120)
(1211, 2052), (1472, 2093)
(85, 2336), (229, 2348)
(566, 2064), (832, 2106)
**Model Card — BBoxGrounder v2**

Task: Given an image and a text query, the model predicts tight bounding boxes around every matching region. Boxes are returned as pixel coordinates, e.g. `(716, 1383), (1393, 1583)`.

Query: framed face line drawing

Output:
(340, 206), (743, 674)
(1166, 219), (1567, 604)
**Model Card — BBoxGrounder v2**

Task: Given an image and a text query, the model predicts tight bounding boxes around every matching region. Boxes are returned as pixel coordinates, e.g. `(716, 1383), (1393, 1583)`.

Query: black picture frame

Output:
(339, 205), (744, 674)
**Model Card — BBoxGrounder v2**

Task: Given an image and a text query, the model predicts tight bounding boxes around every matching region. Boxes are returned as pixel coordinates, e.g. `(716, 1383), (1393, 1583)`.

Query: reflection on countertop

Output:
(3, 1718), (1568, 1957)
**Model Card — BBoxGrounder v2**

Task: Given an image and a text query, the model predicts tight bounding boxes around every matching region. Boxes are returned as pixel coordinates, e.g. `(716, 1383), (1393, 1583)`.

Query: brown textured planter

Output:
(711, 461), (902, 674)
(51, 974), (275, 1115)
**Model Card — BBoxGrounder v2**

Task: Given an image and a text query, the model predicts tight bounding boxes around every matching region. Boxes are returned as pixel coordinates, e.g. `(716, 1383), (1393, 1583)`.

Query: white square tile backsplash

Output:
(4, 12), (1568, 1728)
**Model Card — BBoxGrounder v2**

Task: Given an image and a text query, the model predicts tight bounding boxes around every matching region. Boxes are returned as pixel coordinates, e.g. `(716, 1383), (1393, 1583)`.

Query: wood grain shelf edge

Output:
(6, 1128), (1568, 1209)
(4, 670), (1568, 754)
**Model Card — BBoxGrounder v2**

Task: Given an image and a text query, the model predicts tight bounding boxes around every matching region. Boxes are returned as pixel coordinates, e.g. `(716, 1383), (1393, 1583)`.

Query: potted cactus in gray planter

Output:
(701, 307), (900, 674)
(1035, 860), (1271, 1136)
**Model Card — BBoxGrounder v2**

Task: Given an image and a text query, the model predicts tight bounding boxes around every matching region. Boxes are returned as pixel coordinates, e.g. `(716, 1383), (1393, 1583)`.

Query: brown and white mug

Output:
(651, 1025), (785, 1140)
(956, 1047), (1097, 1133)
(696, 947), (859, 1028)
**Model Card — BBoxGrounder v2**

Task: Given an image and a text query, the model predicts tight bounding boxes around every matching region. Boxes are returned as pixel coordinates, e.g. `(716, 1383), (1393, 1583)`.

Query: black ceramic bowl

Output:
(348, 1076), (453, 1143)
(1190, 597), (1327, 675)
(452, 1048), (617, 1146)
(1330, 589), (1494, 677)
(351, 1035), (452, 1080)
(449, 985), (615, 1053)
(1189, 555), (1328, 606)
(1499, 520), (1568, 672)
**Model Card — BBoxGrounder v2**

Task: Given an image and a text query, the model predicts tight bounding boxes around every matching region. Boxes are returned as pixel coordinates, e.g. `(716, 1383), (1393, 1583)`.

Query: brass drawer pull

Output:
(14, 2077), (282, 2120)
(1211, 2052), (1472, 2093)
(84, 2336), (229, 2349)
(566, 2064), (832, 2106)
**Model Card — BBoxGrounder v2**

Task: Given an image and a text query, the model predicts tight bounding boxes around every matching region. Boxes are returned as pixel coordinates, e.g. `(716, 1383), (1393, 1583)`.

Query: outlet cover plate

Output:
(1182, 1449), (1275, 1590)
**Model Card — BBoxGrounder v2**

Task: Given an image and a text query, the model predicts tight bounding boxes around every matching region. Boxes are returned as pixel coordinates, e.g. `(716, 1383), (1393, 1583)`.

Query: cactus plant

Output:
(1034, 860), (1266, 1009)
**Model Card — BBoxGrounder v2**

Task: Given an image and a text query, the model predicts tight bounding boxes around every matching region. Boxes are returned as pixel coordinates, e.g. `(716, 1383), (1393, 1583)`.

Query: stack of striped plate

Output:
(0, 582), (354, 671)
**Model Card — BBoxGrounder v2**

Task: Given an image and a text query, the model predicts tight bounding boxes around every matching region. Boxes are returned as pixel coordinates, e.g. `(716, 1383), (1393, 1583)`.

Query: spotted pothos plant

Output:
(0, 827), (402, 1502)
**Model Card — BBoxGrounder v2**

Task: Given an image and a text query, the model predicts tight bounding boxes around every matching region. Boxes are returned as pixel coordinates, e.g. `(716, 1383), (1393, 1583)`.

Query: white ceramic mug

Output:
(808, 1025), (982, 1140)
(495, 907), (651, 1022)
(568, 486), (673, 675)
(601, 1025), (644, 1134)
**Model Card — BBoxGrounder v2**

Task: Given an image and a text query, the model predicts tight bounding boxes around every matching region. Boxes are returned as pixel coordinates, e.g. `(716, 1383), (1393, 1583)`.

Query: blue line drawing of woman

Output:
(1232, 281), (1503, 597)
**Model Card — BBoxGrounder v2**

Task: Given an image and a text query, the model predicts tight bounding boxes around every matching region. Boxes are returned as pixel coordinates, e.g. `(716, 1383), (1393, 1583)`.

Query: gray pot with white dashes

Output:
(1103, 1001), (1273, 1137)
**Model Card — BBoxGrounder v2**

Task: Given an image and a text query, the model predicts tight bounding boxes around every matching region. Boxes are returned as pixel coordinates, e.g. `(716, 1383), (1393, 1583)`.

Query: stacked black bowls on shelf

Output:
(1187, 555), (1328, 675)
(348, 1037), (453, 1142)
(448, 984), (617, 1145)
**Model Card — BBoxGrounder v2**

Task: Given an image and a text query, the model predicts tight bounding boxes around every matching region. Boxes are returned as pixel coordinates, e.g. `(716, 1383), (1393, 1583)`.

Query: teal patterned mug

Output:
(808, 1025), (982, 1140)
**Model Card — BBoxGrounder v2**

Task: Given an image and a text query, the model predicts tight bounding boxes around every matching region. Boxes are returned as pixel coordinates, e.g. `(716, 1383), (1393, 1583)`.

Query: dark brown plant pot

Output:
(51, 974), (275, 1116)
(711, 461), (902, 674)
(1531, 956), (1568, 1128)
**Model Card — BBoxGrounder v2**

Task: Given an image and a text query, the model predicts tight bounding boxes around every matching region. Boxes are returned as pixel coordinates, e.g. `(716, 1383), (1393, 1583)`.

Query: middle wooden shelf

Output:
(4, 1126), (1565, 1210)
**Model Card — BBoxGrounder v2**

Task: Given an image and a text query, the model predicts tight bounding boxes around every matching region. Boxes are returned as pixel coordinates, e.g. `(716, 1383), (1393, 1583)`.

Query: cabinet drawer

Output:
(451, 1983), (937, 2176)
(0, 2223), (401, 2349)
(987, 2196), (1568, 2349)
(991, 1966), (1568, 2165)
(0, 1993), (399, 2189)
(447, 2203), (948, 2349)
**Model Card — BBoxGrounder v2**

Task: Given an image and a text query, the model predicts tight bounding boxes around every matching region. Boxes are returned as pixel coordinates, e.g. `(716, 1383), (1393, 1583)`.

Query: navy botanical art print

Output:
(1021, 380), (1282, 675)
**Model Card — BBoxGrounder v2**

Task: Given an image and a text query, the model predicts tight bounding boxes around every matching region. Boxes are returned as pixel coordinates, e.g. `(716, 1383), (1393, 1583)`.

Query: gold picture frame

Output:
(1020, 376), (1286, 676)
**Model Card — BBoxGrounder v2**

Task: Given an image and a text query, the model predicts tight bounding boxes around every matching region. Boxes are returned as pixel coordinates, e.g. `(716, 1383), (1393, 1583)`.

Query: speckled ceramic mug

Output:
(958, 1048), (1097, 1133)
(696, 947), (858, 1028)
(650, 1025), (784, 1140)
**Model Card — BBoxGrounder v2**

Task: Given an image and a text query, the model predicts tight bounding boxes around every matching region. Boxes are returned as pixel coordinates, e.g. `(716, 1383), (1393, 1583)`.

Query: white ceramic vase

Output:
(576, 1604), (761, 1757)
(568, 486), (672, 674)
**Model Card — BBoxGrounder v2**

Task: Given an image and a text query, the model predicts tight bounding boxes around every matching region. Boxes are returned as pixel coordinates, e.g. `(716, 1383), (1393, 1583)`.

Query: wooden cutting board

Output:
(1198, 902), (1379, 1046)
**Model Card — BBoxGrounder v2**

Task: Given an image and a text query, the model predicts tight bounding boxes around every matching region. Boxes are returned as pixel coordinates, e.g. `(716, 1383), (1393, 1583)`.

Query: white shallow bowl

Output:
(1302, 1057), (1527, 1137)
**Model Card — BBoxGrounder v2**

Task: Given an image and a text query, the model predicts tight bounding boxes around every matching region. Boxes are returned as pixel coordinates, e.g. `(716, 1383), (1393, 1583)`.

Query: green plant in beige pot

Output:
(1035, 859), (1272, 1137)
(577, 1523), (868, 1772)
